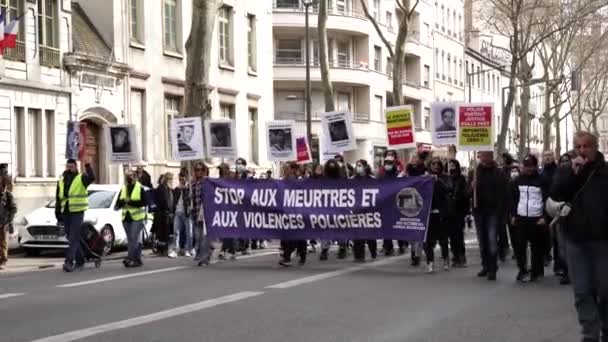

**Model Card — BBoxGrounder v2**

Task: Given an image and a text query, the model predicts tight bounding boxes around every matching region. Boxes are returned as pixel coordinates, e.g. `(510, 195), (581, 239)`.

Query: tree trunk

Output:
(518, 84), (531, 160)
(392, 16), (409, 107)
(185, 0), (217, 140)
(496, 59), (518, 154)
(318, 0), (335, 112)
(554, 113), (562, 156)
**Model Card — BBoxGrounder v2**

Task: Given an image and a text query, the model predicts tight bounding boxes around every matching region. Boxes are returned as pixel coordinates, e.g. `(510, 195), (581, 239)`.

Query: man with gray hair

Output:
(552, 131), (608, 342)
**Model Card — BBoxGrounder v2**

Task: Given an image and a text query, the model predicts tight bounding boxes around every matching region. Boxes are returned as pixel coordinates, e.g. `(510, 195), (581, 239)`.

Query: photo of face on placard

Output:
(110, 127), (132, 154)
(177, 125), (195, 152)
(269, 128), (292, 153)
(210, 122), (231, 148)
(66, 121), (83, 160)
(328, 120), (349, 142)
(436, 107), (456, 132)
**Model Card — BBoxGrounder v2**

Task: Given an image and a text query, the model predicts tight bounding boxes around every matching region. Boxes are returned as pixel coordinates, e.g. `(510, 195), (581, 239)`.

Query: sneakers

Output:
(198, 259), (210, 267)
(516, 271), (530, 283)
(229, 254), (237, 261)
(487, 272), (497, 281)
(443, 259), (450, 271)
(426, 262), (434, 274)
(398, 246), (406, 255)
(279, 260), (292, 267)
(184, 251), (193, 258)
(319, 250), (329, 261)
(0, 261), (6, 270)
(168, 251), (178, 259)
(218, 253), (226, 260)
(411, 256), (421, 267)
(477, 269), (488, 277)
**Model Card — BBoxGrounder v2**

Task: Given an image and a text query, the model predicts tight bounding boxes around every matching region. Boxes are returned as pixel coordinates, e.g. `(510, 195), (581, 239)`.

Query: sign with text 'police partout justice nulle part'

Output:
(456, 103), (494, 152)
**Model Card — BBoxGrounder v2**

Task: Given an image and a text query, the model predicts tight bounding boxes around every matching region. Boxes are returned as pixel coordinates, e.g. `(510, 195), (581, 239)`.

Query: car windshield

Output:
(45, 190), (116, 209)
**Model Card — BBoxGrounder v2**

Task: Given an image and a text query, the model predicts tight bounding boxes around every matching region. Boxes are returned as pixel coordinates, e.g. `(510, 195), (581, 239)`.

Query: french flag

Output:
(2, 15), (21, 49)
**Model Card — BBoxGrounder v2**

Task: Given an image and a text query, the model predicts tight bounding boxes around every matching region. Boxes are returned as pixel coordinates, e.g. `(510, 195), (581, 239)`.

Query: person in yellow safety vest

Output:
(115, 170), (148, 268)
(55, 159), (96, 272)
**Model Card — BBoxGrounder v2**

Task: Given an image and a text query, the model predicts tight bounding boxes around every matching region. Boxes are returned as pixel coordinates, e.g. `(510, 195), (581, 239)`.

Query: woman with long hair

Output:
(352, 160), (378, 262)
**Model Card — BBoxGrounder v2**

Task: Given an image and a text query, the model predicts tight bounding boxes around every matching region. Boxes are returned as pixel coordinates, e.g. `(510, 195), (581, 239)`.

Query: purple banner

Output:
(202, 177), (434, 242)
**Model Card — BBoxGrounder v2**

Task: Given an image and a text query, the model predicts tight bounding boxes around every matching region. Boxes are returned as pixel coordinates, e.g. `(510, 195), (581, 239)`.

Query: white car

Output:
(18, 184), (153, 256)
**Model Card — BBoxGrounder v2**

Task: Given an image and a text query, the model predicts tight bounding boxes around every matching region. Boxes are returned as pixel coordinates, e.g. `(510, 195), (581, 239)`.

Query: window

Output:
(434, 2), (439, 28)
(165, 95), (182, 159)
(131, 89), (146, 160)
(38, 0), (57, 48)
(28, 109), (42, 177)
(249, 108), (258, 165)
(465, 61), (469, 84)
(386, 57), (392, 76)
(424, 107), (430, 130)
(374, 95), (383, 121)
(477, 66), (480, 88)
(386, 11), (392, 28)
(458, 60), (463, 86)
(441, 50), (445, 79)
(219, 6), (233, 66)
(275, 90), (304, 116)
(441, 5), (445, 31)
(336, 0), (350, 14)
(1, 0), (24, 60)
(15, 107), (24, 177)
(163, 0), (178, 52)
(452, 11), (456, 37)
(487, 74), (490, 93)
(337, 92), (351, 111)
(276, 0), (299, 9)
(453, 59), (457, 84)
(45, 110), (55, 177)
(129, 0), (144, 43)
(373, 0), (380, 21)
(424, 23), (430, 44)
(247, 14), (256, 72)
(337, 40), (350, 67)
(220, 103), (235, 119)
(276, 39), (302, 64)
(447, 53), (451, 82)
(458, 15), (462, 40)
(374, 46), (381, 72)
(423, 65), (430, 88)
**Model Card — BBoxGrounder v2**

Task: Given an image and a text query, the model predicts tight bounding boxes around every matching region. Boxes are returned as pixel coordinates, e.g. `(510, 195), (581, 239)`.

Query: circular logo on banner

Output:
(395, 187), (424, 217)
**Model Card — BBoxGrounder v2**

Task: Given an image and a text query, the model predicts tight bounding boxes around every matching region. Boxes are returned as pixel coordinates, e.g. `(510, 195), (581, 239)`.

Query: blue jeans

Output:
(172, 212), (192, 252)
(474, 213), (499, 273)
(193, 221), (211, 262)
(64, 213), (84, 266)
(123, 220), (144, 261)
(565, 237), (608, 341)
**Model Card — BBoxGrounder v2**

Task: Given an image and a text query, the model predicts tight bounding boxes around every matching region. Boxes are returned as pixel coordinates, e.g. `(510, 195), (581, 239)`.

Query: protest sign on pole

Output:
(266, 120), (297, 162)
(385, 105), (416, 149)
(456, 103), (494, 151)
(171, 117), (204, 161)
(105, 124), (140, 164)
(321, 111), (357, 153)
(203, 177), (434, 242)
(431, 102), (457, 146)
(296, 136), (312, 164)
(205, 119), (237, 159)
(66, 121), (86, 160)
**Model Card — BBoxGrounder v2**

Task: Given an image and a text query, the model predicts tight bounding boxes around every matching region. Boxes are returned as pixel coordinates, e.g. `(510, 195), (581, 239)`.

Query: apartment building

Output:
(272, 0), (434, 167)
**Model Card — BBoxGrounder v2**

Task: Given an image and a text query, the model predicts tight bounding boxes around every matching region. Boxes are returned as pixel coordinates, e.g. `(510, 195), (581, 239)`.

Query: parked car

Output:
(18, 184), (153, 256)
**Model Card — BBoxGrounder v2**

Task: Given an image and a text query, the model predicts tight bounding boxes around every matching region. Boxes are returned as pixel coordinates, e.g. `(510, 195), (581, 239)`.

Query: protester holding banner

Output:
(424, 157), (451, 273)
(351, 160), (378, 262)
(319, 159), (348, 261)
(446, 159), (469, 268)
(191, 162), (211, 266)
(279, 162), (308, 267)
(470, 152), (510, 281)
(217, 163), (237, 261)
(377, 150), (404, 176)
(380, 155), (404, 257)
(234, 158), (255, 253)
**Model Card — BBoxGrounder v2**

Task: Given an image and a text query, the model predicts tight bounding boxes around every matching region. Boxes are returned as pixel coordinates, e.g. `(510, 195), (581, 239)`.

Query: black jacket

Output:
(172, 186), (191, 217)
(0, 191), (16, 226)
(552, 153), (608, 242)
(471, 162), (510, 217)
(511, 171), (547, 219)
(446, 174), (468, 216)
(156, 184), (174, 215)
(431, 175), (450, 219)
(540, 163), (557, 192)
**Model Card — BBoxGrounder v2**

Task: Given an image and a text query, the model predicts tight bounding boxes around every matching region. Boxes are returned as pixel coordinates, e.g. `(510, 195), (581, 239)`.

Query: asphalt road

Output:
(0, 247), (579, 342)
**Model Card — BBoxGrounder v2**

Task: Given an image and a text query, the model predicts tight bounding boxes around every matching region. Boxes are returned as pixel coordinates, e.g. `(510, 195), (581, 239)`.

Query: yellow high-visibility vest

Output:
(120, 182), (146, 221)
(57, 174), (88, 213)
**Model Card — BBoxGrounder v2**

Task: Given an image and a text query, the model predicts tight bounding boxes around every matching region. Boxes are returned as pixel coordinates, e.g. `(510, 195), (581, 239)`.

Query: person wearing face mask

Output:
(115, 170), (148, 268)
(424, 158), (451, 273)
(334, 154), (354, 178)
(279, 162), (308, 267)
(381, 155), (407, 257)
(446, 159), (469, 268)
(55, 159), (96, 272)
(352, 160), (378, 262)
(319, 159), (348, 261)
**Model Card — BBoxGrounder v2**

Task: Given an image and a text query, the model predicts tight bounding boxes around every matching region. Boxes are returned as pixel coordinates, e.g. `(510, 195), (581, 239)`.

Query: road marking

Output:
(265, 255), (407, 289)
(0, 292), (25, 300)
(56, 266), (189, 288)
(31, 291), (264, 342)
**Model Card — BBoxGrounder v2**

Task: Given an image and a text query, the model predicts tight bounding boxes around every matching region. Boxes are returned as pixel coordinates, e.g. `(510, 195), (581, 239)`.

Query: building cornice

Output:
(63, 52), (131, 77)
(161, 77), (186, 88)
(218, 87), (239, 96)
(130, 70), (151, 80)
(0, 76), (72, 94)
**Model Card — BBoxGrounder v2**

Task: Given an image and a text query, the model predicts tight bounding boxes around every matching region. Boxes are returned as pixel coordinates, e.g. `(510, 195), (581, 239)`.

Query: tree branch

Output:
(360, 0), (394, 58)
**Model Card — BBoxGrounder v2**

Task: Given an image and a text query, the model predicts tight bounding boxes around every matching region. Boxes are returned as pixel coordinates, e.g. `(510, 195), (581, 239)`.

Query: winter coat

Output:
(446, 174), (468, 217)
(172, 186), (191, 217)
(470, 162), (510, 218)
(511, 171), (547, 219)
(0, 190), (16, 227)
(552, 152), (608, 242)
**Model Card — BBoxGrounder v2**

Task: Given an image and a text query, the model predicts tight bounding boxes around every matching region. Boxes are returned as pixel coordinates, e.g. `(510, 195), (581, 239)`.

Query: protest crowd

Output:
(2, 131), (608, 342)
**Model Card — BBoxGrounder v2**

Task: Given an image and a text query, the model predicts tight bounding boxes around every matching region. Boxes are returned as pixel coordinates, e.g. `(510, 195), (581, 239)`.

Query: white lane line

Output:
(56, 266), (189, 288)
(31, 291), (264, 342)
(0, 292), (25, 300)
(265, 255), (407, 289)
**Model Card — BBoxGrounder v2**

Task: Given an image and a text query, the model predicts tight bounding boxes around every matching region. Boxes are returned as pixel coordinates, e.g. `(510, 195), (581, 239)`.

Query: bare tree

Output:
(360, 0), (420, 106)
(476, 0), (604, 157)
(318, 0), (335, 112)
(185, 0), (218, 150)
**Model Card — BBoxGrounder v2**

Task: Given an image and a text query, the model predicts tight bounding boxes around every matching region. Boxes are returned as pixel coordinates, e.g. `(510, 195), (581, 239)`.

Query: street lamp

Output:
(303, 0), (319, 146)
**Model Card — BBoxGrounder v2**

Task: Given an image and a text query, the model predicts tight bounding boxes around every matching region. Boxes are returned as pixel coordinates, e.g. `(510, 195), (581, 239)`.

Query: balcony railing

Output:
(404, 80), (421, 89)
(273, 1), (365, 18)
(274, 56), (365, 70)
(40, 46), (61, 68)
(276, 111), (370, 122)
(3, 41), (25, 62)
